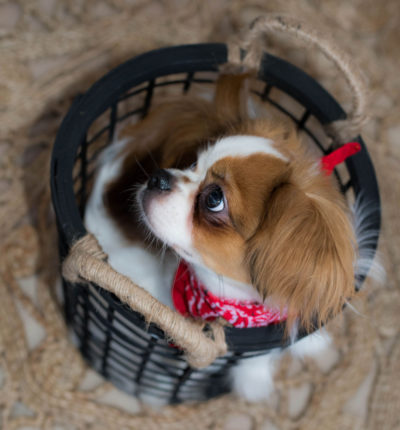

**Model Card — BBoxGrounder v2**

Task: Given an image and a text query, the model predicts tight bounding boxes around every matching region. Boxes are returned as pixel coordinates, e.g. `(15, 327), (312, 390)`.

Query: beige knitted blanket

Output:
(1, 1), (399, 429)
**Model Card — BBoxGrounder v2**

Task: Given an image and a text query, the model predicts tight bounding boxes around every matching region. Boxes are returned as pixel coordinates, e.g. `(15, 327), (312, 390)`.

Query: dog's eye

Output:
(190, 161), (197, 170)
(206, 187), (224, 212)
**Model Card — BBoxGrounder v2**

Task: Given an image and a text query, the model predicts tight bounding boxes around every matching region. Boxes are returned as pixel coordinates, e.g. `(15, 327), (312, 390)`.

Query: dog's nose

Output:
(147, 169), (172, 191)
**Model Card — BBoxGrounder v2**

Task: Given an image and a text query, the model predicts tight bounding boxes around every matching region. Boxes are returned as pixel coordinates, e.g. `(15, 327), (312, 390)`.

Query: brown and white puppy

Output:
(85, 74), (362, 401)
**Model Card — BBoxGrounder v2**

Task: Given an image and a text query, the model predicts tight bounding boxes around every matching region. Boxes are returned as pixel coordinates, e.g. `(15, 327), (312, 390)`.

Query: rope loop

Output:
(226, 13), (369, 142)
(62, 234), (227, 369)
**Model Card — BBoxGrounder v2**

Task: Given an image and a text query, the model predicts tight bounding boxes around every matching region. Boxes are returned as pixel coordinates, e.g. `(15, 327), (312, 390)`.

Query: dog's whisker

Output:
(145, 147), (160, 170)
(217, 274), (224, 299)
(158, 243), (168, 263)
(134, 155), (150, 179)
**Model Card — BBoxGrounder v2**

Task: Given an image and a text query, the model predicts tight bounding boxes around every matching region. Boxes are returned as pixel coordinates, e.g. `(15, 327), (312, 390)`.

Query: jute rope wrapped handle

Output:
(62, 234), (227, 369)
(227, 14), (369, 142)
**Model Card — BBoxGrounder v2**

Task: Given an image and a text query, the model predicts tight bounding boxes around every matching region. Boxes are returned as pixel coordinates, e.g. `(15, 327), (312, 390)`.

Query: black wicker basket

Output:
(50, 43), (380, 404)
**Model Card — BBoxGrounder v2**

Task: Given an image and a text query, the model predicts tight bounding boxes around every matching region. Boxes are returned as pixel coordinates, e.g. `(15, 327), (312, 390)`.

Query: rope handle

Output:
(62, 234), (227, 369)
(226, 13), (369, 142)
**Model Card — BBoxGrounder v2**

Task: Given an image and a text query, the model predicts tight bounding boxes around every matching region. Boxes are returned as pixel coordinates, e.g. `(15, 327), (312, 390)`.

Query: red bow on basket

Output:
(321, 141), (361, 175)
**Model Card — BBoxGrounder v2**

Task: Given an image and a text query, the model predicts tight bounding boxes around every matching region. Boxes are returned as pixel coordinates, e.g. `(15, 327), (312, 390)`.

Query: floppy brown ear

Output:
(214, 73), (249, 125)
(118, 73), (249, 167)
(246, 182), (356, 332)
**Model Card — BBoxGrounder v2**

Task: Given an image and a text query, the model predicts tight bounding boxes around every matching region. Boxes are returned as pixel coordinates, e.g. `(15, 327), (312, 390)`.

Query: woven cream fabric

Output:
(1, 1), (399, 429)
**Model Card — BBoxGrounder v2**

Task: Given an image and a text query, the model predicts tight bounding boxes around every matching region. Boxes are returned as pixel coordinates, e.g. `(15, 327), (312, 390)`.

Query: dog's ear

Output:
(214, 73), (249, 125)
(246, 181), (356, 332)
(119, 97), (223, 169)
(118, 73), (250, 168)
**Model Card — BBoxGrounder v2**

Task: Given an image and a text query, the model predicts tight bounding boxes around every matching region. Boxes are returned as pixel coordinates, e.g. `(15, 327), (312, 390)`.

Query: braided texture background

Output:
(0, 1), (399, 429)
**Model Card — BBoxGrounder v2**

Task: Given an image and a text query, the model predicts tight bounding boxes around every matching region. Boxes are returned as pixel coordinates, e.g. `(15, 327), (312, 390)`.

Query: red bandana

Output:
(171, 142), (361, 328)
(172, 261), (286, 328)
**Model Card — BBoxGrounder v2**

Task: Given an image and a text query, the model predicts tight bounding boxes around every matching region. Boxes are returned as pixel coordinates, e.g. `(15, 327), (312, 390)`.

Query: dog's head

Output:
(136, 75), (356, 331)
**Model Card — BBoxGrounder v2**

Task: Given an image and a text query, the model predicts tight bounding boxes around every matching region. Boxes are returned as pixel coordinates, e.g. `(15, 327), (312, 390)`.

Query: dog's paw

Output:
(231, 351), (280, 402)
(289, 329), (332, 359)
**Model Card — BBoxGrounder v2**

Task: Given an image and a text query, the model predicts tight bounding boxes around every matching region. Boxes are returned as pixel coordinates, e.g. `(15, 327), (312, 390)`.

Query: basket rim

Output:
(51, 43), (381, 352)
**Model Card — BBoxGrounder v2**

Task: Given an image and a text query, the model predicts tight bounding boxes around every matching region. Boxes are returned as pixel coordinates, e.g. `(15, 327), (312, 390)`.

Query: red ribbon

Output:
(321, 142), (361, 175)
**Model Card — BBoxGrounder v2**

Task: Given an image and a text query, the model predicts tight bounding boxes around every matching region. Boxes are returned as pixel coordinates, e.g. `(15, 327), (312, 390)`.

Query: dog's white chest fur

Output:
(84, 140), (178, 308)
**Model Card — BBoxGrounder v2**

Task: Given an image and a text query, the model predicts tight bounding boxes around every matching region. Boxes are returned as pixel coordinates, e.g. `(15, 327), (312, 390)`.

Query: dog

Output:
(85, 73), (377, 402)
